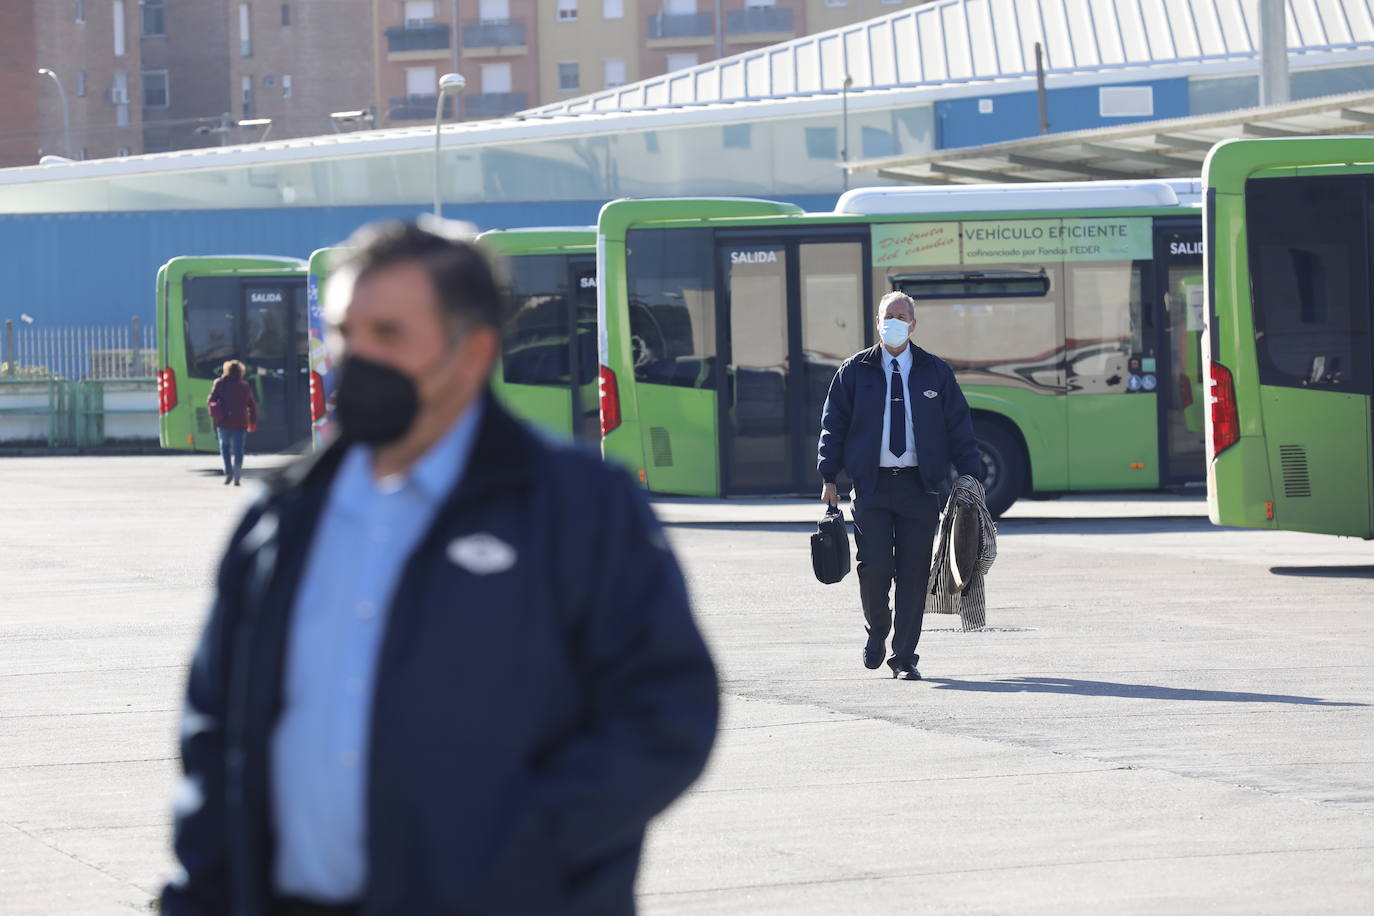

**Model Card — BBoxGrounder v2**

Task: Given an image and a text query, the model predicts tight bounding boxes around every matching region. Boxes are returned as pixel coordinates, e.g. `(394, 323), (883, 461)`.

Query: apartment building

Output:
(374, 0), (540, 127)
(376, 0), (924, 126)
(140, 0), (231, 153)
(0, 3), (40, 168)
(230, 0), (375, 141)
(23, 0), (146, 163)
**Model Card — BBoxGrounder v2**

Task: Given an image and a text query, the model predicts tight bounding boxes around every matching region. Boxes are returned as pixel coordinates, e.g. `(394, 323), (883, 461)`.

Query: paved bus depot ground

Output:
(2, 455), (1372, 913)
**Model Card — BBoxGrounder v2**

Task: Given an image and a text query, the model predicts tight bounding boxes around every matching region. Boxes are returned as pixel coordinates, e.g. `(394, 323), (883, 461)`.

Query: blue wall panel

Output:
(1, 194), (837, 328)
(935, 78), (1190, 149)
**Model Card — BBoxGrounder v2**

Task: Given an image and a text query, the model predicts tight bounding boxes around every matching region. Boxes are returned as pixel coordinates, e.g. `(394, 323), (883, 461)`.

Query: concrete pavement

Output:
(1, 454), (1371, 913)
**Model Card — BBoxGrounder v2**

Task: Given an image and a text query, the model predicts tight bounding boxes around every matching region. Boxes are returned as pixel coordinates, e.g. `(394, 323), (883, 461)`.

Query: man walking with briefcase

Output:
(817, 292), (982, 680)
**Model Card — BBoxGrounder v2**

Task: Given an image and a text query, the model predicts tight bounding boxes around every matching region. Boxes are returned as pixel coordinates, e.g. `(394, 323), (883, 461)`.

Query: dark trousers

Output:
(852, 469), (940, 668)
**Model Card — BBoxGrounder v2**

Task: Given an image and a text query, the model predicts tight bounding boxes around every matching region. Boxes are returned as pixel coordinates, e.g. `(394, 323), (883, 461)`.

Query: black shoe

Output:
(223, 475), (232, 486)
(890, 661), (922, 680)
(862, 641), (884, 670)
(233, 477), (241, 486)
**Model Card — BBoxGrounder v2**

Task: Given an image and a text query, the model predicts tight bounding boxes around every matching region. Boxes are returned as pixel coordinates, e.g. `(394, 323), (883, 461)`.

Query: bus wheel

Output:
(977, 424), (1025, 518)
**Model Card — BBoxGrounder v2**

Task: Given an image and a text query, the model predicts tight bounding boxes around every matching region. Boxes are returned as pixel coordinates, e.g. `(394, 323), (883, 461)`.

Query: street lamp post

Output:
(37, 68), (72, 160)
(841, 75), (853, 192)
(434, 72), (466, 218)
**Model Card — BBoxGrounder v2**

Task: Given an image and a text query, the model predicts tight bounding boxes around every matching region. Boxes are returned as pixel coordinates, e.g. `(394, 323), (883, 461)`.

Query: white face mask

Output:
(879, 317), (911, 348)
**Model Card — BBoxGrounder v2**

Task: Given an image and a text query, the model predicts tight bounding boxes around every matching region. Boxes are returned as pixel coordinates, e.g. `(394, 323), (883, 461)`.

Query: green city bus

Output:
(596, 182), (1208, 515)
(1202, 137), (1374, 539)
(307, 228), (598, 446)
(157, 255), (313, 453)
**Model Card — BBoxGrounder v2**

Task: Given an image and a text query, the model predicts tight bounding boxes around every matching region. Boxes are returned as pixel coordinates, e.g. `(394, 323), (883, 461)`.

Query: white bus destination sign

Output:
(873, 218), (1153, 267)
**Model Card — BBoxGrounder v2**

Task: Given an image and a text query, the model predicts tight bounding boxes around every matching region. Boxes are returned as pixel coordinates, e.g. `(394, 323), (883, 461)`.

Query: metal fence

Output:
(2, 319), (156, 380)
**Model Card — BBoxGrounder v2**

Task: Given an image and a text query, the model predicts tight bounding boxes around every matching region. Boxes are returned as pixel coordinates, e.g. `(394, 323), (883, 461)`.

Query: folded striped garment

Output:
(928, 475), (998, 630)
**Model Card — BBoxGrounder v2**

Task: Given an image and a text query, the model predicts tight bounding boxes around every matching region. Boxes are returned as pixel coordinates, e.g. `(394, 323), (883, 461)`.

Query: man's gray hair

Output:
(877, 290), (916, 319)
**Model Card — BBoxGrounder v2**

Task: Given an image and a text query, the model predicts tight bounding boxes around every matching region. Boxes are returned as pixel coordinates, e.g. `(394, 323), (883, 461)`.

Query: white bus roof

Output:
(835, 179), (1199, 216)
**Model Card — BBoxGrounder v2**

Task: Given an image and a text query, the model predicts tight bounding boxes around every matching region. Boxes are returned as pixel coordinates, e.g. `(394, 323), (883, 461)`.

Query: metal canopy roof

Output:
(528, 0), (1374, 117)
(845, 88), (1374, 184)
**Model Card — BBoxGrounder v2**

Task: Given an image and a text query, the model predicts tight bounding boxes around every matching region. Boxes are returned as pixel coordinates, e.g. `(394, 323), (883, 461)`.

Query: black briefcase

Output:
(810, 505), (851, 584)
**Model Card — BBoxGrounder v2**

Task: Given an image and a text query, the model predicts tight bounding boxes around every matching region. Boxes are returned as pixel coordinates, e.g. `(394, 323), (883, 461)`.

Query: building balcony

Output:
(462, 19), (526, 50)
(647, 12), (714, 41)
(385, 23), (451, 54)
(726, 6), (794, 37)
(389, 95), (454, 122)
(464, 91), (528, 119)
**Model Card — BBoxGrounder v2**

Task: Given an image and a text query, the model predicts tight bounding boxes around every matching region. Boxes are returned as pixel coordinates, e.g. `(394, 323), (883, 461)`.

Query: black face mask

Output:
(333, 355), (420, 445)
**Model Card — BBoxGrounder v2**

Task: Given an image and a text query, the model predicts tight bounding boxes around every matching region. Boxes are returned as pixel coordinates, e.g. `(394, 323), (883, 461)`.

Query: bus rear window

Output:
(891, 269), (1050, 300)
(625, 228), (717, 389)
(1245, 175), (1372, 394)
(183, 277), (239, 380)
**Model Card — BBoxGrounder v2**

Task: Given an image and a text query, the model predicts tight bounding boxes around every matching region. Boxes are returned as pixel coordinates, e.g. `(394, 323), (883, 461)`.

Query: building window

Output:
(142, 0), (166, 36)
(603, 0), (624, 17)
(805, 126), (838, 159)
(114, 72), (130, 126)
(282, 74), (293, 99)
(143, 70), (169, 108)
(481, 62), (512, 94)
(557, 0), (578, 20)
(604, 58), (625, 89)
(74, 0), (85, 24)
(665, 52), (698, 73)
(406, 66), (437, 97)
(113, 1), (126, 55)
(558, 62), (579, 92)
(723, 124), (750, 148)
(281, 3), (290, 26)
(240, 3), (252, 56)
(404, 0), (435, 24)
(478, 0), (509, 20)
(118, 147), (131, 156)
(1099, 85), (1154, 118)
(76, 71), (87, 97)
(242, 75), (254, 117)
(745, 0), (774, 6)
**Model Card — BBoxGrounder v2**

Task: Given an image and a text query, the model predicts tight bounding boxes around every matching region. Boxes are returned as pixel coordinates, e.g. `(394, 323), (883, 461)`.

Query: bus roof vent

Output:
(835, 181), (1183, 216)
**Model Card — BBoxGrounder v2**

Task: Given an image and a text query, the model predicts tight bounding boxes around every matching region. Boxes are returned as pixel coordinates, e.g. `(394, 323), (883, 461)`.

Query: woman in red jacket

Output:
(207, 360), (258, 486)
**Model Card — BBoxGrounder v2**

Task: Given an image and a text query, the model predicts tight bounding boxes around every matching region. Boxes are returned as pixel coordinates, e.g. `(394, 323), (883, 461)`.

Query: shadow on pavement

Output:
(1269, 565), (1374, 579)
(923, 676), (1368, 707)
(996, 517), (1215, 535)
(663, 517), (1213, 534)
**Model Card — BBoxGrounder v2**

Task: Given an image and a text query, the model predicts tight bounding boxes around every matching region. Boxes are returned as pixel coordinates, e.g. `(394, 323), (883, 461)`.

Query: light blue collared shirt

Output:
(270, 403), (483, 902)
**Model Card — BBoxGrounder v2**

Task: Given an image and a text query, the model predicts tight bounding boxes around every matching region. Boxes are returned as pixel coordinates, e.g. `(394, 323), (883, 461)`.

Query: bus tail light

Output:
(1208, 361), (1239, 456)
(157, 367), (177, 414)
(309, 370), (326, 422)
(599, 366), (621, 437)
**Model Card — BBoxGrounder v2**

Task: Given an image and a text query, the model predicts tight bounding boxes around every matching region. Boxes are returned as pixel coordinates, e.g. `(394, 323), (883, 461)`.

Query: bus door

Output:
(242, 279), (311, 452)
(1154, 220), (1206, 485)
(183, 274), (311, 453)
(1063, 220), (1160, 490)
(715, 233), (869, 494)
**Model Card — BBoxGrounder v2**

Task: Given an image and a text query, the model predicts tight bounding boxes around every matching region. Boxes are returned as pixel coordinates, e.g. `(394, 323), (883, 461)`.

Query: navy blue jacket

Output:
(161, 398), (719, 916)
(818, 344), (982, 498)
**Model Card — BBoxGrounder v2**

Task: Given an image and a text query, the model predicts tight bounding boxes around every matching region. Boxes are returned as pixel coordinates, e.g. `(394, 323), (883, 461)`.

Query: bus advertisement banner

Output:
(873, 218), (1152, 266)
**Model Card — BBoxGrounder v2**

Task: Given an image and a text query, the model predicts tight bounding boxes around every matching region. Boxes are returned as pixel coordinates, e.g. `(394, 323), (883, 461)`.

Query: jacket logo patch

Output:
(923, 389), (939, 399)
(447, 534), (517, 575)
